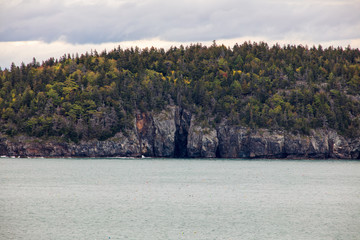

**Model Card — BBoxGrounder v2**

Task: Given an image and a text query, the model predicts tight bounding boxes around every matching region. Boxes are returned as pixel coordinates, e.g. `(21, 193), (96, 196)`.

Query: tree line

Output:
(0, 41), (359, 142)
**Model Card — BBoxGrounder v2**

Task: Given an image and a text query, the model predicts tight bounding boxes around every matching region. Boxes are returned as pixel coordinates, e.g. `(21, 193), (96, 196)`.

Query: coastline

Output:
(1, 107), (359, 160)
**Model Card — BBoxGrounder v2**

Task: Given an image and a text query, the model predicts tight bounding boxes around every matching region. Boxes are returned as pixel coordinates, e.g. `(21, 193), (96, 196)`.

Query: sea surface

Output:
(0, 158), (359, 240)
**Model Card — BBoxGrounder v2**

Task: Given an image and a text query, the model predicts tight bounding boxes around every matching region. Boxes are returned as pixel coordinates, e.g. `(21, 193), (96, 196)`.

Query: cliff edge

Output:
(1, 106), (359, 159)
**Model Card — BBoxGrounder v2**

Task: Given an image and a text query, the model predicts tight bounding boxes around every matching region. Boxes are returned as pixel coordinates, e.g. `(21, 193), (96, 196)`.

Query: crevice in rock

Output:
(0, 144), (8, 156)
(280, 152), (288, 159)
(151, 117), (156, 157)
(215, 145), (221, 158)
(174, 108), (191, 158)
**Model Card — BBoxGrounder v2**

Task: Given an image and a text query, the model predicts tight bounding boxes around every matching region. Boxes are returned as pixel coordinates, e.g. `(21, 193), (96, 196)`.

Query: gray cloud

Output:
(0, 0), (359, 44)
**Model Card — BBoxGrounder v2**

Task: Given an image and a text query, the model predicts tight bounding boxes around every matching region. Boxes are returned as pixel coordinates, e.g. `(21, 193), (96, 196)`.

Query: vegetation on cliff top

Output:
(1, 41), (360, 142)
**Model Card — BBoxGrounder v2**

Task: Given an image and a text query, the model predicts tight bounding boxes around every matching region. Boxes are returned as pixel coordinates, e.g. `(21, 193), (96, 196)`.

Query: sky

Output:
(0, 0), (359, 69)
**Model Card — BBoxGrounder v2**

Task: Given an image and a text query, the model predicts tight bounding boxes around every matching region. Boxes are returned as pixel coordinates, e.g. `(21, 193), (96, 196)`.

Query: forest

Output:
(0, 41), (360, 142)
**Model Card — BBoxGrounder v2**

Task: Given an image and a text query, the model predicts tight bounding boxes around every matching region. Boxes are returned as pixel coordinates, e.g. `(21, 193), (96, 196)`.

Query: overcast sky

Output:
(1, 0), (359, 69)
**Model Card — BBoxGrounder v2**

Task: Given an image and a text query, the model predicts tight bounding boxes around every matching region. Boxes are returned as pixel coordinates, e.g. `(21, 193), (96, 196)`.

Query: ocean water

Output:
(0, 158), (359, 240)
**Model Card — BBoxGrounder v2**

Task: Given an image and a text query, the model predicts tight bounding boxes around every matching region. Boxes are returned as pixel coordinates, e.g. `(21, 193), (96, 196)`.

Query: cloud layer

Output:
(1, 0), (359, 44)
(1, 0), (360, 68)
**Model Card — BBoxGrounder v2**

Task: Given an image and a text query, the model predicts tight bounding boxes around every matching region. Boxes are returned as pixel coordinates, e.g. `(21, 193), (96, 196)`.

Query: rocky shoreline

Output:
(1, 106), (360, 159)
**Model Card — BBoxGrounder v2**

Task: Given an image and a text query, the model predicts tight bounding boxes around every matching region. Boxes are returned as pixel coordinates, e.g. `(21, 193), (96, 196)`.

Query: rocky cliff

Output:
(0, 106), (359, 159)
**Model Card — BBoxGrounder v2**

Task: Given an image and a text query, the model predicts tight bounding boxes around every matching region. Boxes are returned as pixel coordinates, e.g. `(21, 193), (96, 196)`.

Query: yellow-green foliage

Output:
(0, 42), (359, 140)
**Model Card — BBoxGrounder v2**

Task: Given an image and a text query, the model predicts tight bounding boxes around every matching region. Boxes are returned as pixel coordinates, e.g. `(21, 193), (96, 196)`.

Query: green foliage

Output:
(0, 42), (360, 141)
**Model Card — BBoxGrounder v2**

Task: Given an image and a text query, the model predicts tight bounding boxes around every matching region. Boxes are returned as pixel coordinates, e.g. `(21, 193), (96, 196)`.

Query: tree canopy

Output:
(1, 42), (360, 142)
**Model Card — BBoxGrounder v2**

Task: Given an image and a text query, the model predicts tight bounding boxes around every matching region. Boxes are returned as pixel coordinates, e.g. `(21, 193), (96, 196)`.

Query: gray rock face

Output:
(187, 118), (218, 158)
(136, 112), (155, 156)
(216, 126), (286, 158)
(134, 106), (191, 158)
(284, 129), (352, 159)
(327, 130), (351, 159)
(0, 108), (359, 159)
(0, 129), (140, 158)
(153, 106), (177, 157)
(283, 134), (310, 158)
(134, 106), (189, 157)
(217, 125), (248, 158)
(350, 140), (360, 159)
(1, 136), (70, 157)
(216, 126), (359, 159)
(69, 129), (140, 157)
(248, 131), (285, 158)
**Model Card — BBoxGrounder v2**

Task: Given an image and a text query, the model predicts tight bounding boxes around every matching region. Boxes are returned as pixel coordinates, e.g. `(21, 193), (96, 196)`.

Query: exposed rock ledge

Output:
(1, 106), (359, 159)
